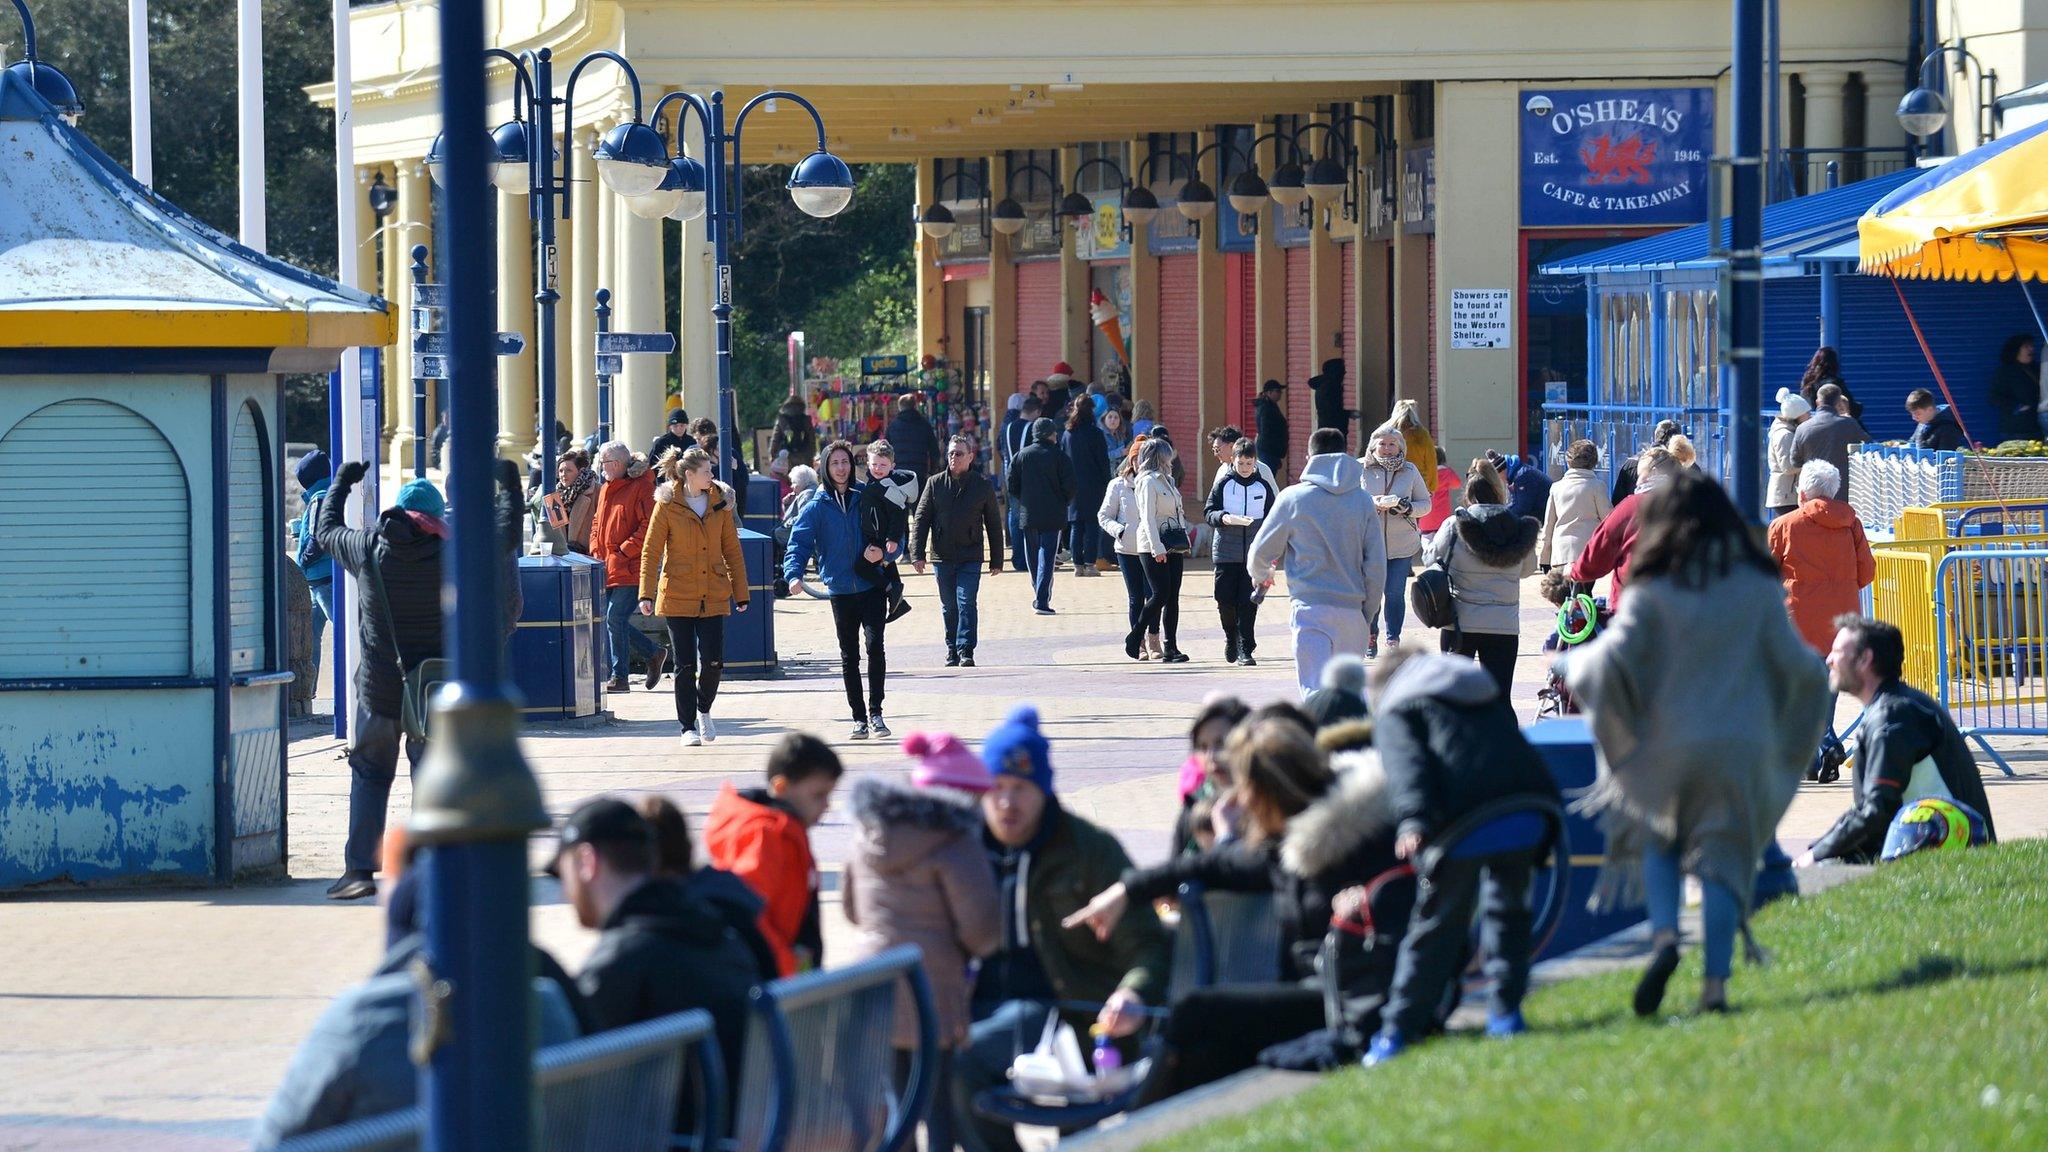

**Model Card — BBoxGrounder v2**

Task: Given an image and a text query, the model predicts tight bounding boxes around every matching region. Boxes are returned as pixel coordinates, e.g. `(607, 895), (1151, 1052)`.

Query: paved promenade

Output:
(4, 562), (2044, 1150)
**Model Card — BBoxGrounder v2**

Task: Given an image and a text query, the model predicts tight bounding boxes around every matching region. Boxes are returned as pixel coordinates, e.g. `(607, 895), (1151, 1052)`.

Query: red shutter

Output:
(1014, 260), (1063, 390)
(1340, 253), (1358, 419)
(1285, 247), (1312, 451)
(1425, 237), (1439, 432)
(1226, 253), (1256, 428)
(1156, 254), (1200, 495)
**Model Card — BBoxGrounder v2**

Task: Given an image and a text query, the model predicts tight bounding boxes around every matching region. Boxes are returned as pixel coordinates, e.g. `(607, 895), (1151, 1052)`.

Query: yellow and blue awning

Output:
(0, 66), (391, 352)
(1858, 118), (2048, 282)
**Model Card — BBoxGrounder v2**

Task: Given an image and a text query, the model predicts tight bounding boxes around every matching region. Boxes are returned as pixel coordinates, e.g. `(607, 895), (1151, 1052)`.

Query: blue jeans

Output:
(1025, 530), (1061, 610)
(956, 1000), (1055, 1152)
(1070, 512), (1103, 567)
(933, 561), (984, 656)
(604, 586), (661, 680)
(309, 579), (333, 675)
(1643, 846), (1737, 979)
(1006, 500), (1027, 572)
(1370, 554), (1415, 642)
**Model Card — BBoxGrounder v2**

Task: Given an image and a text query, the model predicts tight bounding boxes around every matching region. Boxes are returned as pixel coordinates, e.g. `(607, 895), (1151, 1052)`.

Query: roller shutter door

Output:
(1226, 253), (1256, 428)
(1340, 253), (1358, 435)
(0, 399), (190, 676)
(1285, 247), (1312, 453)
(1014, 260), (1064, 389)
(1156, 254), (1200, 493)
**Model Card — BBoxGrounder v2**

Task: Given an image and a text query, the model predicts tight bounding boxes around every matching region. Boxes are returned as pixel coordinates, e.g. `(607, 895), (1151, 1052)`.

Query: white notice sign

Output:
(1450, 289), (1513, 349)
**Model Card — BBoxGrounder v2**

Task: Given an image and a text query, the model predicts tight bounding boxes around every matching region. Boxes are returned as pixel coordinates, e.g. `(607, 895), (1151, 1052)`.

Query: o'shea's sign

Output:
(1520, 88), (1714, 227)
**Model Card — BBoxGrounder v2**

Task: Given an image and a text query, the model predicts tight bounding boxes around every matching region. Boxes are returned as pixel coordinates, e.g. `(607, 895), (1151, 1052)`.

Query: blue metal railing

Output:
(1933, 547), (2048, 777)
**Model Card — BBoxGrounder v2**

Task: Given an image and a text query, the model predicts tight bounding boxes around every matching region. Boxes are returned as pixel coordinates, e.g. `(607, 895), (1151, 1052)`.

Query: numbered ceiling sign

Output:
(1519, 87), (1713, 227)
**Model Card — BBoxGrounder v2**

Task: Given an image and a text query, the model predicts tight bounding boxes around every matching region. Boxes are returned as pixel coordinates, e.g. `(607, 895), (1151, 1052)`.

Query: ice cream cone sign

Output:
(1090, 289), (1129, 365)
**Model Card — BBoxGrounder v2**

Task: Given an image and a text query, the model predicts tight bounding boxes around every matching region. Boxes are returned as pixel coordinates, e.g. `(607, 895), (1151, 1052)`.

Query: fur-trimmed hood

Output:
(1281, 749), (1396, 878)
(849, 776), (982, 875)
(653, 475), (736, 510)
(1453, 503), (1540, 568)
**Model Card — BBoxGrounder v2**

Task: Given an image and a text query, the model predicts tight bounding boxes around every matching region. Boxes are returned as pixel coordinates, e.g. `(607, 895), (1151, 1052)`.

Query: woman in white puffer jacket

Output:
(1131, 437), (1192, 664)
(1098, 437), (1160, 658)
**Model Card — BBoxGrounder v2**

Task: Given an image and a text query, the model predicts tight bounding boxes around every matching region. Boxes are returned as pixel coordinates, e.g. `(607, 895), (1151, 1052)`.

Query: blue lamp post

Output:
(424, 46), (668, 495)
(5, 0), (84, 123)
(646, 89), (855, 485)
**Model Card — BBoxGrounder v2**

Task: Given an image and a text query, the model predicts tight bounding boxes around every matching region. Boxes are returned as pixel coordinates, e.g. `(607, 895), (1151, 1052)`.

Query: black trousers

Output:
(1117, 553), (1149, 632)
(1213, 561), (1259, 654)
(1139, 553), (1185, 645)
(830, 587), (887, 719)
(1441, 629), (1519, 696)
(1382, 855), (1534, 1038)
(893, 1047), (955, 1152)
(662, 615), (725, 730)
(1138, 984), (1325, 1105)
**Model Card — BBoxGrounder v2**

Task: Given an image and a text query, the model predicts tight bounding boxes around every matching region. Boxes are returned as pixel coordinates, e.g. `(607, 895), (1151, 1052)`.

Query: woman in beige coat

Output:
(1537, 439), (1613, 571)
(1564, 470), (1828, 1017)
(843, 732), (1002, 1152)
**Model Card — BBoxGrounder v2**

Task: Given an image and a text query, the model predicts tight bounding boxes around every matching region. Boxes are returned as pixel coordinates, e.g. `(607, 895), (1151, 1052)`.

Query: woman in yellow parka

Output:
(638, 446), (750, 747)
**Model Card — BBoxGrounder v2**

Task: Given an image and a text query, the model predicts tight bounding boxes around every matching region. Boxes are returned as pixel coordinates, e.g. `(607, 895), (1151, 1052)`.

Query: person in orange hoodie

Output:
(1767, 459), (1875, 655)
(705, 732), (845, 975)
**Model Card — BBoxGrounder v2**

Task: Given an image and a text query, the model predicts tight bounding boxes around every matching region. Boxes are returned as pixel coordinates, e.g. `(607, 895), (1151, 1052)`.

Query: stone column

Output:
(379, 162), (401, 439)
(678, 104), (716, 422)
(915, 158), (947, 362)
(1253, 119), (1287, 398)
(496, 188), (538, 460)
(389, 159), (430, 473)
(548, 131), (576, 435)
(593, 124), (618, 443)
(1307, 109), (1343, 446)
(1862, 68), (1907, 153)
(352, 167), (379, 298)
(617, 183), (668, 456)
(1059, 145), (1092, 372)
(1193, 130), (1228, 441)
(570, 127), (601, 437)
(986, 154), (1017, 400)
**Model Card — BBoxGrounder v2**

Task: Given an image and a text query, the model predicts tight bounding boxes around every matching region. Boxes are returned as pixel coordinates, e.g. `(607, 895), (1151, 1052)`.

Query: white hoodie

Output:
(1248, 453), (1387, 609)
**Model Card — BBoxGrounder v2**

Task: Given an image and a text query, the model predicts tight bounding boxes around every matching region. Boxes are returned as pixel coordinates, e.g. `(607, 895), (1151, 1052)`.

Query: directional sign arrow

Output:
(412, 331), (527, 356)
(412, 283), (449, 309)
(597, 330), (677, 355)
(416, 354), (450, 380)
(595, 354), (623, 376)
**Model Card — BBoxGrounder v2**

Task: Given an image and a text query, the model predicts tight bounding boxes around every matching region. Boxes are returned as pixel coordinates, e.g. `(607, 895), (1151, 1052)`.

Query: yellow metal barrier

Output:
(1871, 547), (1939, 694)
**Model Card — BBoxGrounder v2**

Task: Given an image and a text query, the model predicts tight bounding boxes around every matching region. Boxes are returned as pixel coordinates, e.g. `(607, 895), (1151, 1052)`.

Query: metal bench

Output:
(731, 944), (937, 1152)
(270, 1008), (725, 1152)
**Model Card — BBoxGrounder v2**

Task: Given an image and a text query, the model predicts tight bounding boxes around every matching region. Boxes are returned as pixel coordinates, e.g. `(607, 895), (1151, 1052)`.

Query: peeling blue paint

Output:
(1, 693), (214, 888)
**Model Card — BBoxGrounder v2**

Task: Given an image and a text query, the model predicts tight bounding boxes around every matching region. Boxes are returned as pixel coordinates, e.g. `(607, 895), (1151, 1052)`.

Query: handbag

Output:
(1153, 476), (1193, 556)
(366, 550), (449, 742)
(1408, 520), (1461, 631)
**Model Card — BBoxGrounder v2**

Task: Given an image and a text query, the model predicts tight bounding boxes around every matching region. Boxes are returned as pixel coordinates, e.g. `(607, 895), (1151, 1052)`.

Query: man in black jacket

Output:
(1366, 647), (1560, 1062)
(1310, 358), (1352, 451)
(316, 462), (446, 902)
(1253, 379), (1289, 482)
(647, 407), (693, 474)
(1906, 389), (1968, 452)
(1000, 396), (1042, 573)
(883, 392), (942, 480)
(554, 797), (765, 1113)
(1006, 418), (1076, 616)
(912, 434), (1004, 666)
(1799, 616), (1997, 865)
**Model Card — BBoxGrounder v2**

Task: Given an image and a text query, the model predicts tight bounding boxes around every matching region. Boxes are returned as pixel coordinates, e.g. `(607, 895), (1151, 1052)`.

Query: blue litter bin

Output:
(1524, 716), (1645, 959)
(744, 474), (781, 540)
(726, 529), (778, 679)
(513, 554), (607, 720)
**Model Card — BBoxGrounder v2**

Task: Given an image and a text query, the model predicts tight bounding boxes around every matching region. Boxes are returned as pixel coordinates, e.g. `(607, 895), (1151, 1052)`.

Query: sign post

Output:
(412, 265), (527, 478)
(592, 288), (676, 445)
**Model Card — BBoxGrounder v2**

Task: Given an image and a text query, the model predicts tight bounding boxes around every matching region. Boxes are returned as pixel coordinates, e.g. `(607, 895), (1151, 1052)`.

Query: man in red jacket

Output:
(590, 442), (666, 692)
(706, 733), (845, 975)
(1567, 445), (1678, 603)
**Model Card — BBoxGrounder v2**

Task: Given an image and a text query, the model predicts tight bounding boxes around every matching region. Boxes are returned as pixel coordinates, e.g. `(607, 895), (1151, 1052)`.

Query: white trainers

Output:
(698, 711), (718, 742)
(869, 713), (891, 739)
(679, 728), (702, 748)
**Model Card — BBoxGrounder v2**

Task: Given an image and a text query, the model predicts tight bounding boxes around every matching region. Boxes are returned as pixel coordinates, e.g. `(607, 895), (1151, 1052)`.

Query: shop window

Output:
(1665, 289), (1720, 411)
(1073, 141), (1125, 191)
(1600, 290), (1655, 408)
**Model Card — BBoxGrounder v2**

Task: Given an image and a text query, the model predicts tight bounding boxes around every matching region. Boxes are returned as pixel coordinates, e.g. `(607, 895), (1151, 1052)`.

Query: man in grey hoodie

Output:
(1248, 427), (1388, 696)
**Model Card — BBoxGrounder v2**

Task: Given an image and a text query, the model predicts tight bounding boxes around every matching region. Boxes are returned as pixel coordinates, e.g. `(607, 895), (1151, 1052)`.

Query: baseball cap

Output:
(543, 797), (653, 876)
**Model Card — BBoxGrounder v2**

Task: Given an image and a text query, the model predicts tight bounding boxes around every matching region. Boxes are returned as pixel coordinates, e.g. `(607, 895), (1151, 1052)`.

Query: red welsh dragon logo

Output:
(1580, 134), (1658, 184)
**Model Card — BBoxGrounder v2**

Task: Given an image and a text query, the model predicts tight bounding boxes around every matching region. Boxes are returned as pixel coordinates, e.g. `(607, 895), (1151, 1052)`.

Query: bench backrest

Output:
(732, 945), (936, 1152)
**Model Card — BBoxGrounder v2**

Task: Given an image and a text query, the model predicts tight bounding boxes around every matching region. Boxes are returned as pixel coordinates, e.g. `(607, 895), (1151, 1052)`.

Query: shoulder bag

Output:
(1153, 476), (1193, 556)
(366, 549), (450, 742)
(1408, 519), (1460, 632)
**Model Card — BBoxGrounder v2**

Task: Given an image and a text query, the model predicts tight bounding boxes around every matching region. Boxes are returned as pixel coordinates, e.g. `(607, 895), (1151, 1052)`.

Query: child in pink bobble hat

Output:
(842, 731), (1001, 1148)
(905, 730), (994, 794)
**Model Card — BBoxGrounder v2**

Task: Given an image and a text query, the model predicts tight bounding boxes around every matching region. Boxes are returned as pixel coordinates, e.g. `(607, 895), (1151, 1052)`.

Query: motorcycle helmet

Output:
(1879, 797), (1991, 862)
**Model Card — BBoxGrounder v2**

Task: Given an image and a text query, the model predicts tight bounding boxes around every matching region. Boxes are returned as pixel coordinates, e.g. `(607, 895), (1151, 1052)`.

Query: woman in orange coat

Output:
(1766, 459), (1875, 655)
(638, 446), (750, 747)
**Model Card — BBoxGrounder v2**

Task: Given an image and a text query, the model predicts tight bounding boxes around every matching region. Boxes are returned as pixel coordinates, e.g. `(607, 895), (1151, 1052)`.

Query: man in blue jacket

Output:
(781, 443), (894, 738)
(293, 451), (334, 671)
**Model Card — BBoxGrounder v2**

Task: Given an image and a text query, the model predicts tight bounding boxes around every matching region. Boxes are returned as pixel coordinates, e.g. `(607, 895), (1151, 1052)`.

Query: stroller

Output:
(1536, 577), (1608, 719)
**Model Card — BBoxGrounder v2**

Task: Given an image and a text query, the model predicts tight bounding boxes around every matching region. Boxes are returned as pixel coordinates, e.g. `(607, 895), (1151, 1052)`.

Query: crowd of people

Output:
(271, 341), (2011, 1147)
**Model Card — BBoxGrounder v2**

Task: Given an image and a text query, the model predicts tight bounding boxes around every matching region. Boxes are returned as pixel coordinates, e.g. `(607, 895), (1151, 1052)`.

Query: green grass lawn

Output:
(1150, 840), (2048, 1152)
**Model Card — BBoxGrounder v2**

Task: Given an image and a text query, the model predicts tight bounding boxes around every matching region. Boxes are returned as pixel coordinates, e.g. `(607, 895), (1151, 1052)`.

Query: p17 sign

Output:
(1520, 88), (1713, 227)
